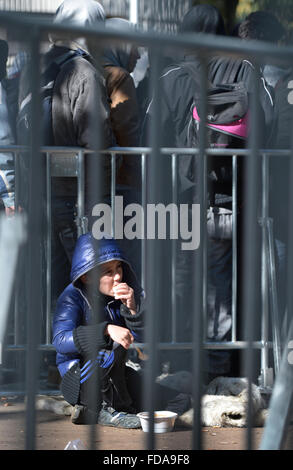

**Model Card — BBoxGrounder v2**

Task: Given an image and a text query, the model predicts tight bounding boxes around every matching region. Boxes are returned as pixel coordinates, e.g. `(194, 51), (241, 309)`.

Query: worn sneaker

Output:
(71, 404), (97, 425)
(98, 405), (141, 429)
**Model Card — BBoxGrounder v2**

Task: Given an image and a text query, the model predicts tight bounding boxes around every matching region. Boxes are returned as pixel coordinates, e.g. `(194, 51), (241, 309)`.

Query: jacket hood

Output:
(54, 0), (105, 27)
(70, 232), (143, 300)
(50, 0), (105, 50)
(180, 4), (226, 36)
(102, 18), (136, 72)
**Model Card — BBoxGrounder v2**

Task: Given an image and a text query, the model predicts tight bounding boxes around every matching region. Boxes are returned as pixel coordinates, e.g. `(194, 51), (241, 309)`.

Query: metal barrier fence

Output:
(0, 11), (293, 451)
(2, 146), (279, 380)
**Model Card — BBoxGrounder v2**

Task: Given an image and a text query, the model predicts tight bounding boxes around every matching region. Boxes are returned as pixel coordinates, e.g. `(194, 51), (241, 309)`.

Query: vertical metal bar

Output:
(242, 62), (261, 450)
(77, 149), (85, 236)
(202, 189), (208, 347)
(14, 151), (20, 345)
(25, 27), (42, 450)
(231, 155), (237, 342)
(45, 152), (52, 345)
(85, 48), (104, 451)
(141, 152), (146, 290)
(259, 317), (293, 449)
(267, 217), (282, 373)
(260, 113), (293, 449)
(192, 57), (207, 450)
(171, 153), (177, 343)
(261, 152), (270, 388)
(14, 151), (19, 212)
(111, 152), (116, 238)
(144, 47), (162, 451)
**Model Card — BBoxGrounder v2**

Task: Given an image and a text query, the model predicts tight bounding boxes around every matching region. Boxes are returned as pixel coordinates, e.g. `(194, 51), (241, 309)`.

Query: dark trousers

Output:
(176, 207), (233, 377)
(79, 344), (135, 413)
(62, 344), (185, 414)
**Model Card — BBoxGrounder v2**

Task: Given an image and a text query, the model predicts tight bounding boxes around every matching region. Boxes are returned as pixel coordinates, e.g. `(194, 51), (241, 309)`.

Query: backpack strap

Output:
(171, 57), (245, 90)
(179, 58), (243, 89)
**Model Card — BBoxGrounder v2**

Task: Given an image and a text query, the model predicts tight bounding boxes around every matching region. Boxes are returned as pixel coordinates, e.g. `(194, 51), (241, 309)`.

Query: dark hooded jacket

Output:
(143, 4), (274, 204)
(144, 39), (274, 207)
(144, 55), (273, 206)
(19, 0), (114, 152)
(52, 233), (144, 377)
(18, 1), (116, 199)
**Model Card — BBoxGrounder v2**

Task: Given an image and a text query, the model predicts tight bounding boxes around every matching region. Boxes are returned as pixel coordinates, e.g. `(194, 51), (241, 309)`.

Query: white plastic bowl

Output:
(137, 411), (178, 433)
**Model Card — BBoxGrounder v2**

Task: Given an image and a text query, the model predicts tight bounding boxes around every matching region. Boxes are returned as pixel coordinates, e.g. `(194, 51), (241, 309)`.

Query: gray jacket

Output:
(18, 44), (116, 201)
(44, 45), (115, 151)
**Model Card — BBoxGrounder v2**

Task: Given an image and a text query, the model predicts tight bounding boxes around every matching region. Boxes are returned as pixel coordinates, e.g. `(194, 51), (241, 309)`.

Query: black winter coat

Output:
(144, 55), (274, 206)
(18, 45), (116, 201)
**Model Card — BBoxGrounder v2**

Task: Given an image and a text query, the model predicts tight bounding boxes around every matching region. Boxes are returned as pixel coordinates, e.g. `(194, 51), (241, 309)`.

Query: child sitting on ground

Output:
(52, 232), (191, 428)
(52, 233), (145, 428)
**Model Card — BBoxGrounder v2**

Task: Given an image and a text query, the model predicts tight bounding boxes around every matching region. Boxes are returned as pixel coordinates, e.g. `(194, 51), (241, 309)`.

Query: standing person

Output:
(238, 11), (286, 88)
(17, 0), (116, 307)
(0, 39), (18, 217)
(49, 0), (116, 303)
(100, 17), (142, 278)
(103, 18), (141, 155)
(238, 11), (290, 350)
(47, 0), (115, 155)
(268, 62), (293, 347)
(144, 4), (274, 381)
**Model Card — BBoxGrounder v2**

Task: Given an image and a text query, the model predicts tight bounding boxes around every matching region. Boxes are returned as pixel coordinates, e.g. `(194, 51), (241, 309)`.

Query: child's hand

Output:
(105, 324), (134, 349)
(113, 283), (137, 315)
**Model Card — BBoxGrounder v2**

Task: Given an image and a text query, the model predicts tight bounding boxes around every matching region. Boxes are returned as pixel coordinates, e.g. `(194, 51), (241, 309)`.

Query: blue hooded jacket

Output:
(52, 233), (144, 377)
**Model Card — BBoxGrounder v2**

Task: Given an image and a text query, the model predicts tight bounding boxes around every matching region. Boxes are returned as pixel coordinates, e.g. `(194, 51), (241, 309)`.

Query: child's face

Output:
(98, 260), (123, 297)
